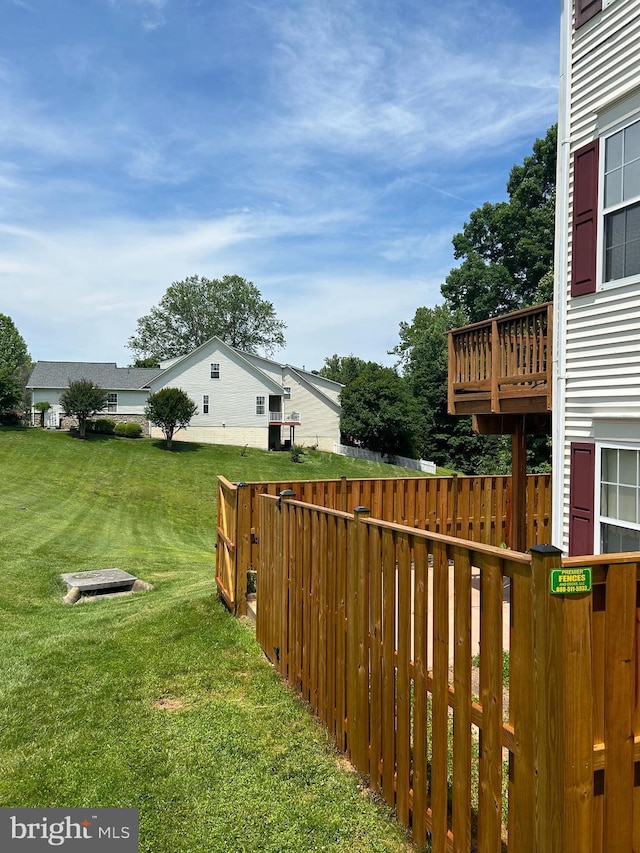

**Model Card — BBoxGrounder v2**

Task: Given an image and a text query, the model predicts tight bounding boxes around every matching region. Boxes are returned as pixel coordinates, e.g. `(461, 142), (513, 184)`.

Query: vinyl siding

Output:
(149, 341), (281, 429)
(557, 0), (640, 551)
(148, 339), (341, 449)
(282, 369), (341, 450)
(31, 388), (150, 418)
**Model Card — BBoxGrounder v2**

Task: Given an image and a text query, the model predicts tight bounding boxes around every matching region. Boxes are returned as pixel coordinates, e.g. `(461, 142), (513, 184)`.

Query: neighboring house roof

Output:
(286, 367), (341, 411)
(27, 343), (344, 405)
(27, 362), (163, 390)
(152, 336), (344, 399)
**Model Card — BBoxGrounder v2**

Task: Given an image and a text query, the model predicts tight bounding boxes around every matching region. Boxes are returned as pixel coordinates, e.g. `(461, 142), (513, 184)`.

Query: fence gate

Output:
(216, 477), (239, 612)
(255, 492), (283, 666)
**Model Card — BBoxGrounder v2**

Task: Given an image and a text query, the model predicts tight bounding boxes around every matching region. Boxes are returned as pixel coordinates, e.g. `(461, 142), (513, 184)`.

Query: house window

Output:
(107, 392), (117, 413)
(599, 446), (640, 552)
(210, 363), (220, 379)
(603, 118), (640, 284)
(283, 386), (291, 400)
(203, 394), (209, 414)
(256, 396), (265, 415)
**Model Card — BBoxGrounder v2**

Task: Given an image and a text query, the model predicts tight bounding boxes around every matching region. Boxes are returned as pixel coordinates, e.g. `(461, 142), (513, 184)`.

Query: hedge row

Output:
(86, 419), (142, 437)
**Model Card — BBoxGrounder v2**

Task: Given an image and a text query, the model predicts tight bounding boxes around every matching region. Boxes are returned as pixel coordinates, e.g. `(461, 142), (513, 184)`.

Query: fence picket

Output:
(249, 485), (640, 853)
(431, 540), (450, 853)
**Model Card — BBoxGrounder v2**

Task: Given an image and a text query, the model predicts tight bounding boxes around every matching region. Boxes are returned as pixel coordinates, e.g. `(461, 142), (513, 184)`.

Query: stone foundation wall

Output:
(61, 414), (150, 437)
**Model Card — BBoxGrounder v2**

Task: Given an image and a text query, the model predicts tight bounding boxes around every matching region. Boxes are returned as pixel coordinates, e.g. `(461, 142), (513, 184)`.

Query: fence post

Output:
(347, 506), (370, 777)
(530, 544), (564, 853)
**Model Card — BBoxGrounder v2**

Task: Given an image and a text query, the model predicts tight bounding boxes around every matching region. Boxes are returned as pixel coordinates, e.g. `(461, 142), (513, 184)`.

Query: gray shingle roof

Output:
(27, 362), (163, 390)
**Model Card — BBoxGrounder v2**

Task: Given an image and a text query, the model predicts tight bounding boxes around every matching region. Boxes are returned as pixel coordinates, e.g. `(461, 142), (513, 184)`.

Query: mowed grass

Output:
(0, 428), (417, 853)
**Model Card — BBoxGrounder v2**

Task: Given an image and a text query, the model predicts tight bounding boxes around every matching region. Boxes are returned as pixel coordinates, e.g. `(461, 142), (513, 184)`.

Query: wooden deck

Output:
(447, 302), (553, 417)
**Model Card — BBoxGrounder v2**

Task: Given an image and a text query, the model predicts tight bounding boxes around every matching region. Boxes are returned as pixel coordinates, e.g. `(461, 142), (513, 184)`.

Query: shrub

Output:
(290, 444), (305, 463)
(93, 418), (116, 434)
(0, 410), (22, 426)
(114, 422), (143, 438)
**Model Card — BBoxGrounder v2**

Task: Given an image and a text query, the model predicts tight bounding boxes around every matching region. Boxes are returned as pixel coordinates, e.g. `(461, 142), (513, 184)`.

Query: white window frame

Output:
(106, 392), (118, 413)
(256, 396), (265, 416)
(210, 363), (220, 379)
(203, 394), (209, 414)
(598, 112), (640, 291)
(595, 441), (640, 554)
(283, 386), (291, 400)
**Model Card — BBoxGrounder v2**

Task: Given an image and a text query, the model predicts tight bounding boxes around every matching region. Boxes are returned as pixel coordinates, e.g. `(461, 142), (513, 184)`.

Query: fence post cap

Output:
(529, 543), (563, 556)
(278, 489), (296, 497)
(354, 506), (370, 514)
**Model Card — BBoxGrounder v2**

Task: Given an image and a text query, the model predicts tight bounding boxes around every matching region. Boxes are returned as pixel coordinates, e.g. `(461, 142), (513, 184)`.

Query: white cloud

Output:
(258, 0), (557, 163)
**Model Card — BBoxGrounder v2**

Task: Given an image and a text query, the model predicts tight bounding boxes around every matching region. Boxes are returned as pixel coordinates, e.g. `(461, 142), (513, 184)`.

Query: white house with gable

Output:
(148, 337), (341, 451)
(27, 337), (342, 451)
(552, 0), (640, 555)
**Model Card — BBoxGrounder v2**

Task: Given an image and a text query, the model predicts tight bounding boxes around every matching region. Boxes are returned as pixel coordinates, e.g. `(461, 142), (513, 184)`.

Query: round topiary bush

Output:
(93, 418), (116, 434)
(124, 422), (142, 438)
(114, 423), (127, 436)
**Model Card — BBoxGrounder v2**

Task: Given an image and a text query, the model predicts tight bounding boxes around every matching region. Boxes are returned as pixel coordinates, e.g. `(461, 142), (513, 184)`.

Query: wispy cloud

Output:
(1, 0), (559, 369)
(6, 0), (34, 11)
(259, 0), (557, 162)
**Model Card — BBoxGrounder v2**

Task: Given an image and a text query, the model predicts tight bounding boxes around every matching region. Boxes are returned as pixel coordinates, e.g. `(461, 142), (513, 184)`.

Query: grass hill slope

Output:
(0, 428), (414, 853)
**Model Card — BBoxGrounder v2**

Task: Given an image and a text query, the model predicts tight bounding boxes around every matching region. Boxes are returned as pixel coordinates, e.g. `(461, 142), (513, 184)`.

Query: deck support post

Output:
(511, 417), (527, 552)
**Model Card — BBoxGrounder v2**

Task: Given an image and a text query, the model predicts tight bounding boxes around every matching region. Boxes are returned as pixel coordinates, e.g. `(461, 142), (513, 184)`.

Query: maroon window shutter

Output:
(571, 139), (599, 297)
(569, 442), (596, 556)
(576, 0), (602, 29)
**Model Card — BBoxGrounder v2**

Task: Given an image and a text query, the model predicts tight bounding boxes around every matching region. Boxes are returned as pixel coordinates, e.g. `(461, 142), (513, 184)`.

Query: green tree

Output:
(145, 387), (198, 449)
(34, 400), (51, 428)
(128, 275), (287, 362)
(0, 314), (33, 413)
(441, 125), (557, 322)
(316, 354), (378, 386)
(0, 314), (30, 374)
(0, 368), (21, 412)
(131, 356), (161, 368)
(340, 365), (419, 458)
(392, 304), (503, 472)
(60, 380), (109, 438)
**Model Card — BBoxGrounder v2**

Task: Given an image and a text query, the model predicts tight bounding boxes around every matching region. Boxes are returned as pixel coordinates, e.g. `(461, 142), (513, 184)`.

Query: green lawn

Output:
(0, 428), (417, 853)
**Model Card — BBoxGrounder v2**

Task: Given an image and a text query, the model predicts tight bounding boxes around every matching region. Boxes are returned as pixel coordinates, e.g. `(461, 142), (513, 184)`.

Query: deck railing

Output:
(268, 411), (301, 424)
(447, 302), (553, 416)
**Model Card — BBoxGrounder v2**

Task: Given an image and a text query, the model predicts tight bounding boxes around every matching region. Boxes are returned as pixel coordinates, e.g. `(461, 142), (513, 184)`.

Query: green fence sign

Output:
(550, 567), (592, 595)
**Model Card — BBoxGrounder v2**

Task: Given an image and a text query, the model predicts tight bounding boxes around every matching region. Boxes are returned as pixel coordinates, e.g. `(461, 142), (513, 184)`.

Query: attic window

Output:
(210, 363), (220, 379)
(283, 386), (291, 400)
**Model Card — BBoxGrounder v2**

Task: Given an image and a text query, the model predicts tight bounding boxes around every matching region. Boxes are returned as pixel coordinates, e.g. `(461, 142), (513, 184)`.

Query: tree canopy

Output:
(0, 369), (21, 412)
(0, 314), (32, 413)
(145, 387), (198, 449)
(316, 354), (379, 386)
(340, 365), (419, 458)
(60, 380), (109, 438)
(391, 304), (504, 472)
(389, 125), (557, 472)
(128, 275), (287, 362)
(441, 125), (556, 323)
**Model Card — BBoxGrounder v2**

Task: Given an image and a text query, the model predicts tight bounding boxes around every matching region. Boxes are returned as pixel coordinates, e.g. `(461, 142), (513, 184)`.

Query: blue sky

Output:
(1, 0), (559, 371)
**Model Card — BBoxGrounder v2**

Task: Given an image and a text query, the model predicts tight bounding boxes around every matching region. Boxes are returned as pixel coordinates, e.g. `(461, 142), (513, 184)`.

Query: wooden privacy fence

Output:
(254, 492), (640, 853)
(216, 473), (551, 615)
